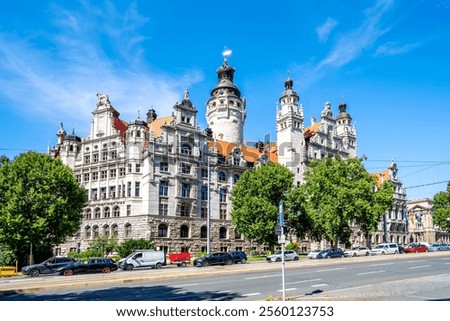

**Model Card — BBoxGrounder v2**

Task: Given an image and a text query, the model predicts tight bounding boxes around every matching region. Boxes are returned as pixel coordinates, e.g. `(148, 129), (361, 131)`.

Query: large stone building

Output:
(52, 56), (359, 255)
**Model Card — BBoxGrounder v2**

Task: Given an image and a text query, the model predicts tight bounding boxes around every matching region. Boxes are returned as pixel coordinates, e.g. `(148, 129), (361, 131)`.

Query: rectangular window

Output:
(102, 152), (108, 161)
(135, 182), (140, 197)
(127, 182), (132, 197)
(200, 185), (208, 201)
(93, 153), (99, 163)
(201, 207), (208, 218)
(101, 170), (107, 179)
(91, 188), (98, 201)
(109, 186), (116, 198)
(83, 173), (89, 182)
(101, 187), (107, 199)
(135, 164), (141, 173)
(159, 181), (169, 196)
(180, 163), (191, 174)
(220, 209), (227, 220)
(84, 155), (90, 164)
(126, 205), (131, 216)
(119, 168), (126, 177)
(160, 161), (169, 172)
(110, 169), (116, 178)
(201, 168), (208, 178)
(219, 188), (227, 203)
(181, 183), (191, 198)
(92, 172), (98, 181)
(180, 203), (190, 217)
(159, 203), (168, 216)
(111, 150), (118, 159)
(127, 164), (132, 173)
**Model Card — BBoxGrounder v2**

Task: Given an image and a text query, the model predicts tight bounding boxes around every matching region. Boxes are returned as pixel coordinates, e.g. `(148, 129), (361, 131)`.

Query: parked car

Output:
(370, 243), (399, 255)
(428, 243), (450, 252)
(55, 258), (118, 276)
(307, 249), (324, 259)
(404, 242), (429, 253)
(318, 248), (345, 259)
(118, 250), (165, 270)
(266, 250), (299, 262)
(21, 257), (77, 277)
(228, 251), (247, 264)
(344, 246), (370, 257)
(193, 252), (234, 267)
(397, 244), (405, 253)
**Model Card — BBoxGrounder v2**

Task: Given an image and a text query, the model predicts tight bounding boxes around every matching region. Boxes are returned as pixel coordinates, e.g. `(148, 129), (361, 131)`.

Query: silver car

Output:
(266, 250), (299, 262)
(428, 243), (450, 252)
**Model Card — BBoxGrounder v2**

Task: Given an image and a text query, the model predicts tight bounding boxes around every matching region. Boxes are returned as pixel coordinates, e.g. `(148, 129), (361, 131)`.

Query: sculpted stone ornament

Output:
(96, 93), (111, 108)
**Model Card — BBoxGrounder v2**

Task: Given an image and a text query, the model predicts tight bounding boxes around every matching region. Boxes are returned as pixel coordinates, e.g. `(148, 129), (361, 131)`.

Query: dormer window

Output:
(181, 144), (191, 155)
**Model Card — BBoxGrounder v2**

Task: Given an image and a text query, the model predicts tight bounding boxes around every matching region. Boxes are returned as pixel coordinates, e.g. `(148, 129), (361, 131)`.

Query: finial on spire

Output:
(137, 106), (141, 119)
(222, 46), (232, 64)
(184, 88), (190, 100)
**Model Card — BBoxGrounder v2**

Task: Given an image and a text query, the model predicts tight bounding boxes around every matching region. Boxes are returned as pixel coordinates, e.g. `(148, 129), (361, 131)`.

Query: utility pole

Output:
(278, 201), (286, 301)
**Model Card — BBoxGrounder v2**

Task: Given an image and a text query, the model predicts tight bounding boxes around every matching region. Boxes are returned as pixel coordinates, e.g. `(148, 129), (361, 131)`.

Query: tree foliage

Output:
(230, 163), (294, 247)
(0, 151), (87, 264)
(292, 157), (393, 247)
(433, 183), (450, 231)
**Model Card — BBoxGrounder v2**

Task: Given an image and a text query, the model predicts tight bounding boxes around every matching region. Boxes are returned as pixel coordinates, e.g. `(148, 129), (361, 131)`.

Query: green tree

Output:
(230, 163), (294, 247)
(433, 183), (450, 231)
(116, 239), (154, 258)
(0, 151), (87, 265)
(294, 157), (393, 247)
(90, 235), (118, 257)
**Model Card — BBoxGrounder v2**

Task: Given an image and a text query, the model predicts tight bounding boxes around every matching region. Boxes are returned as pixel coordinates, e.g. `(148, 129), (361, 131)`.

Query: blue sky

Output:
(0, 0), (449, 200)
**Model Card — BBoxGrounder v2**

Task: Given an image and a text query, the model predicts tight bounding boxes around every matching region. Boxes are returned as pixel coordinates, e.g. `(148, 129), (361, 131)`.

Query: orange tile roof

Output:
(372, 169), (390, 187)
(304, 122), (321, 138)
(208, 139), (277, 164)
(149, 116), (174, 138)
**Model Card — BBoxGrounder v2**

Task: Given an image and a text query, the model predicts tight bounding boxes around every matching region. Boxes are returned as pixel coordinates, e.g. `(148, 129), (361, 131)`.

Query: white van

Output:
(370, 243), (399, 255)
(118, 250), (166, 270)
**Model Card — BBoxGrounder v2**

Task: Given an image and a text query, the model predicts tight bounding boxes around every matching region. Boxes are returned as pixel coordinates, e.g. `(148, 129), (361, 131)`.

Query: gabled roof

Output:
(304, 122), (321, 139)
(372, 169), (390, 188)
(208, 140), (278, 164)
(149, 116), (175, 138)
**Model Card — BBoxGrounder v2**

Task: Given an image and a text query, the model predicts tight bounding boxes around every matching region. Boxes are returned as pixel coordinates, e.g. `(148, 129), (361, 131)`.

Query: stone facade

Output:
(52, 56), (362, 255)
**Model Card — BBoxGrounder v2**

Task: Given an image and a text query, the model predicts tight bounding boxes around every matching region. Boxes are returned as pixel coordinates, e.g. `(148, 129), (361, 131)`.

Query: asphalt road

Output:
(1, 251), (449, 301)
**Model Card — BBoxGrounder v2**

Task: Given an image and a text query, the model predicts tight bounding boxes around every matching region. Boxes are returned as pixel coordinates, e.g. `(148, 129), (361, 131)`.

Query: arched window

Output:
(219, 227), (227, 239)
(103, 225), (110, 237)
(180, 225), (189, 238)
(112, 225), (119, 237)
(234, 230), (242, 240)
(93, 225), (99, 238)
(85, 226), (91, 239)
(85, 209), (92, 220)
(181, 144), (191, 155)
(233, 174), (239, 183)
(124, 223), (132, 238)
(104, 207), (110, 218)
(218, 172), (226, 182)
(113, 206), (120, 217)
(201, 226), (207, 239)
(94, 207), (101, 219)
(158, 224), (168, 237)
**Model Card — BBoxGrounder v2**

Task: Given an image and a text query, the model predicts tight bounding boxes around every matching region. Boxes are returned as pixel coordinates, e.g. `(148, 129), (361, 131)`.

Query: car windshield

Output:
(373, 245), (384, 249)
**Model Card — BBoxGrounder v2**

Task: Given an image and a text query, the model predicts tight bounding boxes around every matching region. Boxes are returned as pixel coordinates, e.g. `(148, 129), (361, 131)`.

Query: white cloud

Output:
(317, 0), (393, 70)
(375, 41), (421, 56)
(316, 18), (338, 43)
(0, 1), (203, 137)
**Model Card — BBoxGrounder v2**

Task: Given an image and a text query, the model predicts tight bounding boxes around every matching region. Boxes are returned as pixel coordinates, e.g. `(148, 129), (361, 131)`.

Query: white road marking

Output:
(357, 270), (385, 276)
(408, 265), (431, 269)
(177, 283), (199, 287)
(242, 292), (261, 297)
(316, 267), (346, 272)
(370, 262), (395, 267)
(278, 288), (297, 292)
(285, 278), (321, 285)
(244, 274), (280, 280)
(311, 283), (328, 287)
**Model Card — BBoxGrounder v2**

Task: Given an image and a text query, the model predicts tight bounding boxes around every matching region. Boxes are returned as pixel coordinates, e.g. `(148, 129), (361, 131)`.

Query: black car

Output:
(228, 251), (247, 264)
(55, 258), (118, 276)
(21, 257), (77, 277)
(318, 248), (345, 259)
(193, 252), (234, 267)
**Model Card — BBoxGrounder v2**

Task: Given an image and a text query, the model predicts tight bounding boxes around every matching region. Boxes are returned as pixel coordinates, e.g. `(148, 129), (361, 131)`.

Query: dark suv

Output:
(228, 251), (247, 264)
(21, 256), (76, 277)
(193, 252), (234, 267)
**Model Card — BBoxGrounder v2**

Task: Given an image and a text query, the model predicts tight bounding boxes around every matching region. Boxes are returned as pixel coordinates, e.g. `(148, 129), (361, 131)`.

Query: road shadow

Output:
(0, 284), (242, 301)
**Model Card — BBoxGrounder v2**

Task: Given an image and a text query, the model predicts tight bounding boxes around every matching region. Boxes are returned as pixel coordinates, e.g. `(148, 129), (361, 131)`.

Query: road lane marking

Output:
(278, 288), (297, 292)
(370, 263), (395, 267)
(244, 274), (280, 280)
(242, 292), (261, 297)
(177, 283), (199, 287)
(311, 284), (328, 287)
(408, 265), (431, 269)
(316, 267), (346, 272)
(285, 279), (321, 285)
(357, 270), (385, 275)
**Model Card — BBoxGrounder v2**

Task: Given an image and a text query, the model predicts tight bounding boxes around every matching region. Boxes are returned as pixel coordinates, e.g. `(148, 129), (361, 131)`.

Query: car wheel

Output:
(381, 251), (385, 255)
(102, 267), (111, 274)
(365, 252), (370, 256)
(155, 263), (162, 269)
(180, 262), (187, 267)
(240, 258), (247, 264)
(125, 264), (134, 271)
(294, 256), (299, 261)
(203, 261), (210, 267)
(276, 257), (281, 262)
(394, 250), (398, 254)
(63, 269), (74, 276)
(352, 253), (357, 257)
(226, 260), (233, 265)
(29, 269), (40, 277)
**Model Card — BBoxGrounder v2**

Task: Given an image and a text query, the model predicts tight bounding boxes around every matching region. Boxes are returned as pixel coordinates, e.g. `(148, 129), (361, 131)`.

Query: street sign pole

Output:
(279, 201), (286, 301)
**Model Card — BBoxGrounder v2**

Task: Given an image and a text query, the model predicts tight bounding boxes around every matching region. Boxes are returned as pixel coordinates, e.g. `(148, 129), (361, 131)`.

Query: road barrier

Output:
(0, 266), (17, 277)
